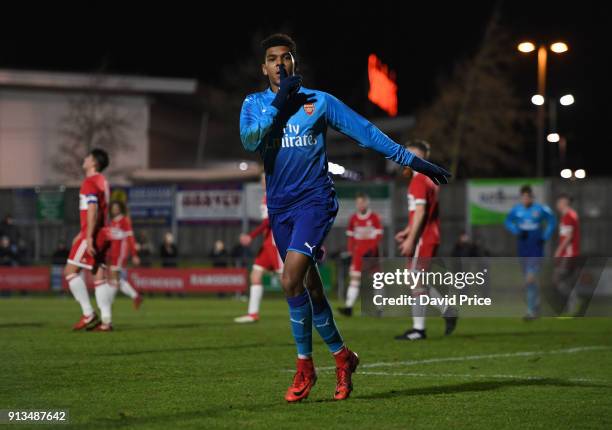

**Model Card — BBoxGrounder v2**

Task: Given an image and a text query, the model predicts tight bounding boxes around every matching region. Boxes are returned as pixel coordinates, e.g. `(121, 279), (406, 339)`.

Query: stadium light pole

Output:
(518, 41), (569, 177)
(548, 94), (574, 173)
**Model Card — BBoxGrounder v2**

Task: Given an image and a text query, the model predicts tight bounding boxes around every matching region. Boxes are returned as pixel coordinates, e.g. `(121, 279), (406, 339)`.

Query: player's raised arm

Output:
(240, 64), (303, 152)
(324, 93), (451, 185)
(239, 96), (279, 152)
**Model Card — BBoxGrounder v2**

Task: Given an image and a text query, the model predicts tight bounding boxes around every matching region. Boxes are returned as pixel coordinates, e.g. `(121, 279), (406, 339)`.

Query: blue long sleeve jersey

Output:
(240, 87), (416, 213)
(504, 203), (557, 257)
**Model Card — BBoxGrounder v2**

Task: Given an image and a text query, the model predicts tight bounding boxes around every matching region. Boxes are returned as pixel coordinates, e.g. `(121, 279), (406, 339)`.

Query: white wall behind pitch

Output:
(0, 89), (149, 187)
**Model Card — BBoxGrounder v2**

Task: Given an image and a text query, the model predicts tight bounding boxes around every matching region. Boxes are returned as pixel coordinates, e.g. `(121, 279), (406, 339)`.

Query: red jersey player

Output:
(64, 148), (115, 332)
(234, 175), (283, 323)
(555, 194), (580, 258)
(109, 201), (142, 309)
(554, 193), (583, 315)
(394, 140), (457, 340)
(338, 193), (382, 317)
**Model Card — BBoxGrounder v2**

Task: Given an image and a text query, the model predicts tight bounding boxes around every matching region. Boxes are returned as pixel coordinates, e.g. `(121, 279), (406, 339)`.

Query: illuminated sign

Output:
(368, 54), (398, 117)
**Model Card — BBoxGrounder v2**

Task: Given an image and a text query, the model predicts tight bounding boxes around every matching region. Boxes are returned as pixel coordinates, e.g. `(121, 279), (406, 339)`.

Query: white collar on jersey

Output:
(356, 209), (372, 220)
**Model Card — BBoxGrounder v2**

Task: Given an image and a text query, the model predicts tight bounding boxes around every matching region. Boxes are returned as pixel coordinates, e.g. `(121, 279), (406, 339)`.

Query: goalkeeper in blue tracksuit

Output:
(240, 33), (451, 402)
(504, 184), (557, 320)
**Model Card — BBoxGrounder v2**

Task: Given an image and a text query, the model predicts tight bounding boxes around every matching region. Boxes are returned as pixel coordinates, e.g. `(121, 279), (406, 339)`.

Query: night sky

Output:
(2, 1), (608, 176)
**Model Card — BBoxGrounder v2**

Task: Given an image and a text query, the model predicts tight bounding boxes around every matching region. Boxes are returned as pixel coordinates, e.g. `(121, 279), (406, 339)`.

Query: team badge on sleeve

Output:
(303, 103), (315, 115)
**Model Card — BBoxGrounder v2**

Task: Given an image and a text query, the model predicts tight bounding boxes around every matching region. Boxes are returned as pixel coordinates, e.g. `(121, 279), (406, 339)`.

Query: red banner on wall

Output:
(126, 268), (248, 293)
(2, 267), (248, 294)
(0, 267), (50, 291)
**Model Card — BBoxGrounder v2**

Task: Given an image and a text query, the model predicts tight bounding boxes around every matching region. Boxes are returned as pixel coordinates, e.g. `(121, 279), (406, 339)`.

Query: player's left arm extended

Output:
(126, 231), (137, 257)
(249, 218), (270, 239)
(406, 205), (426, 247)
(346, 216), (355, 253)
(374, 216), (384, 246)
(555, 232), (573, 256)
(324, 93), (450, 184)
(346, 233), (355, 254)
(86, 203), (98, 254)
(541, 206), (557, 241)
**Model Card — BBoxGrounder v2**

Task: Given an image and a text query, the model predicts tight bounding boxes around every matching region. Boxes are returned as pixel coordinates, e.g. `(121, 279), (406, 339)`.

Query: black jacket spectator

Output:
(136, 233), (154, 267)
(0, 216), (19, 246)
(51, 242), (70, 265)
(209, 240), (229, 268)
(160, 232), (178, 267)
(0, 236), (18, 266)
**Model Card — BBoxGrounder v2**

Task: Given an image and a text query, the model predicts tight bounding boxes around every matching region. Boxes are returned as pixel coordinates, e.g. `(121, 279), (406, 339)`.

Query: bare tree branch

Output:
(408, 16), (532, 178)
(54, 74), (135, 180)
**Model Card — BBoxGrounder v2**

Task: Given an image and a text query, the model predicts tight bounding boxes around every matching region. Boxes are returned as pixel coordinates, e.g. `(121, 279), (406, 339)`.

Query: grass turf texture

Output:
(1, 297), (611, 429)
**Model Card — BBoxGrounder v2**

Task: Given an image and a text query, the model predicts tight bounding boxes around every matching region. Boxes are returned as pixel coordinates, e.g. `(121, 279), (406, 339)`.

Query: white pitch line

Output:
(356, 371), (601, 384)
(308, 346), (611, 372)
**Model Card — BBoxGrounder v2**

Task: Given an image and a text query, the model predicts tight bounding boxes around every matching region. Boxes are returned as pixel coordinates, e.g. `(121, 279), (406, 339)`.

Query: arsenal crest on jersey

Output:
(303, 103), (315, 115)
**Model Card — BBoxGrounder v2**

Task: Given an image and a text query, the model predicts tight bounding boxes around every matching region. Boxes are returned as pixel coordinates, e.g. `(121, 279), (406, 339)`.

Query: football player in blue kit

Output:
(240, 33), (451, 402)
(505, 185), (557, 320)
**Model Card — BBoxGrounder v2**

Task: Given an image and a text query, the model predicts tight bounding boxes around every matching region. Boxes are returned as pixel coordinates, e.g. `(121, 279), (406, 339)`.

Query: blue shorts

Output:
(269, 197), (338, 262)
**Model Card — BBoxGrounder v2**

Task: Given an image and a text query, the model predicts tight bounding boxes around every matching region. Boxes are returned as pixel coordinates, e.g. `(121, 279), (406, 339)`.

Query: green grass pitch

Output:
(1, 297), (611, 429)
